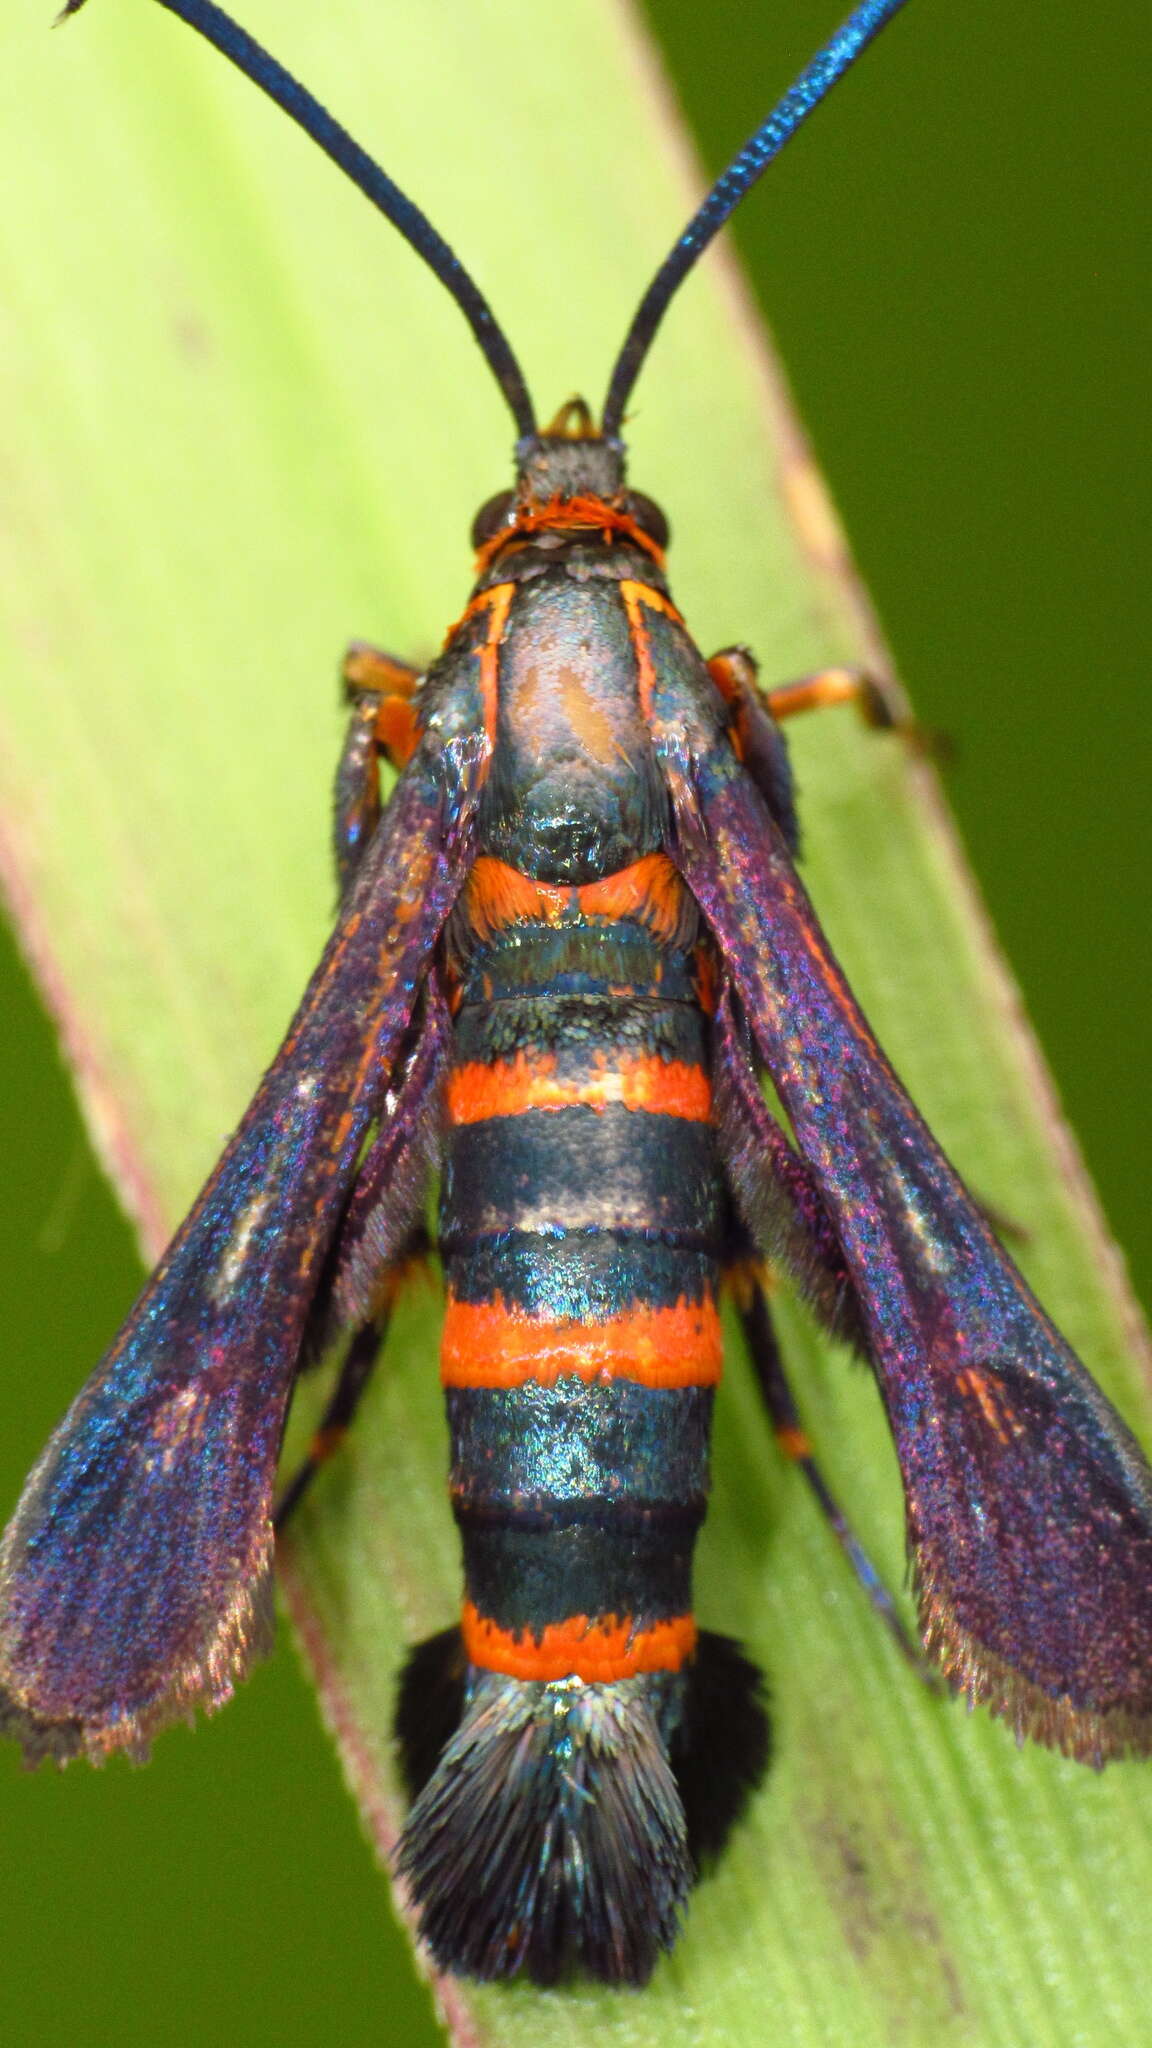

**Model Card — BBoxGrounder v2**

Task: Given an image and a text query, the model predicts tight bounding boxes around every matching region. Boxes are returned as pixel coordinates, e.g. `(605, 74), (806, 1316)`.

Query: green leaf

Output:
(2, 3), (1151, 2043)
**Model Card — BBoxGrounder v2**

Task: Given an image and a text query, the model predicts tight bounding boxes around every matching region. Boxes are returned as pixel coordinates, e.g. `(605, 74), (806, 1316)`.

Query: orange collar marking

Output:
(472, 495), (666, 576)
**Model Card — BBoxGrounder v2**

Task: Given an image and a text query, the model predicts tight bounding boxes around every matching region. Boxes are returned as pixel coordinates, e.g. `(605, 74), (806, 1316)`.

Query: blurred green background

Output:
(0, 2), (1147, 2043)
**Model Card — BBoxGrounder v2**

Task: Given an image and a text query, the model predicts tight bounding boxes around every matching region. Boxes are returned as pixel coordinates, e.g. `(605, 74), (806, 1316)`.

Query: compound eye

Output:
(471, 490), (516, 550)
(623, 491), (670, 552)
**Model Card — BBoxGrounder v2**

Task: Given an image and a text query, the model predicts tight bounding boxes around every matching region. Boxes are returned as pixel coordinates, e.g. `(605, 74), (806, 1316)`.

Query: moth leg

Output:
(276, 969), (450, 1529)
(710, 643), (943, 775)
(733, 1265), (927, 1674)
(709, 642), (901, 726)
(764, 665), (903, 731)
(334, 644), (424, 892)
(766, 661), (949, 760)
(274, 1311), (391, 1532)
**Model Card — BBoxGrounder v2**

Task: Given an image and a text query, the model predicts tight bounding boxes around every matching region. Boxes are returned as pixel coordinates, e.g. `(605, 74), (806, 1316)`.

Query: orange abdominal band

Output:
(447, 1050), (712, 1124)
(462, 850), (688, 946)
(461, 1603), (697, 1683)
(441, 1294), (723, 1389)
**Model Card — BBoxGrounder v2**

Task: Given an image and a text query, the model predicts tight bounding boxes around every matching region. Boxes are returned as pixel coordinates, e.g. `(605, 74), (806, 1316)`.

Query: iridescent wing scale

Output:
(0, 722), (483, 1764)
(642, 597), (1152, 1763)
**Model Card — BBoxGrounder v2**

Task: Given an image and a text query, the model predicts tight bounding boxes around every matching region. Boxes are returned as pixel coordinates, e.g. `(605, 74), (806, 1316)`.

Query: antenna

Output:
(602, 0), (911, 437)
(60, 0), (538, 440)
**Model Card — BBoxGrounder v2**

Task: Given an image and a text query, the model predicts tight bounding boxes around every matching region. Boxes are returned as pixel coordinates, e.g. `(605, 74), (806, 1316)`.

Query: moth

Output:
(3, 0), (1150, 1989)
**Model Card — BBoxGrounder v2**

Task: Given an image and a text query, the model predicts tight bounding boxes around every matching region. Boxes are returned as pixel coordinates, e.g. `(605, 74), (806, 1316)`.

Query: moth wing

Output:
(0, 745), (475, 1763)
(646, 620), (1152, 1759)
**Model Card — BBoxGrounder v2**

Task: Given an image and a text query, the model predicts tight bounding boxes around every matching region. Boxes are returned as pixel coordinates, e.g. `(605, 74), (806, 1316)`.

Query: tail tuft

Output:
(671, 1629), (771, 1865)
(396, 1663), (692, 1985)
(395, 1626), (468, 1803)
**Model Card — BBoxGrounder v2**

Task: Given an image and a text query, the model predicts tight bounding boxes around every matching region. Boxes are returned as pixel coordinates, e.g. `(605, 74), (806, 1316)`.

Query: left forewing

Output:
(0, 732), (480, 1764)
(644, 612), (1152, 1763)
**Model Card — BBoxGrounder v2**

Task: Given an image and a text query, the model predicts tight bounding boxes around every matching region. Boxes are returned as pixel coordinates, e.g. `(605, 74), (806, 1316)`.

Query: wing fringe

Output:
(0, 1537), (275, 1767)
(917, 1563), (1152, 1767)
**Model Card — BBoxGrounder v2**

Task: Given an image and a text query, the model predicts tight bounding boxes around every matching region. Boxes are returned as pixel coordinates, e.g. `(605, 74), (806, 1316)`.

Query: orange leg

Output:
(334, 644), (424, 891)
(763, 664), (901, 730)
(709, 646), (942, 758)
(342, 641), (424, 771)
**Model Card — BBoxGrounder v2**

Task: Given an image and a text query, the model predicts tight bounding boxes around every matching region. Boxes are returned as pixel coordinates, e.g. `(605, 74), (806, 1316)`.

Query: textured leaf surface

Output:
(1, 2), (1151, 2042)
